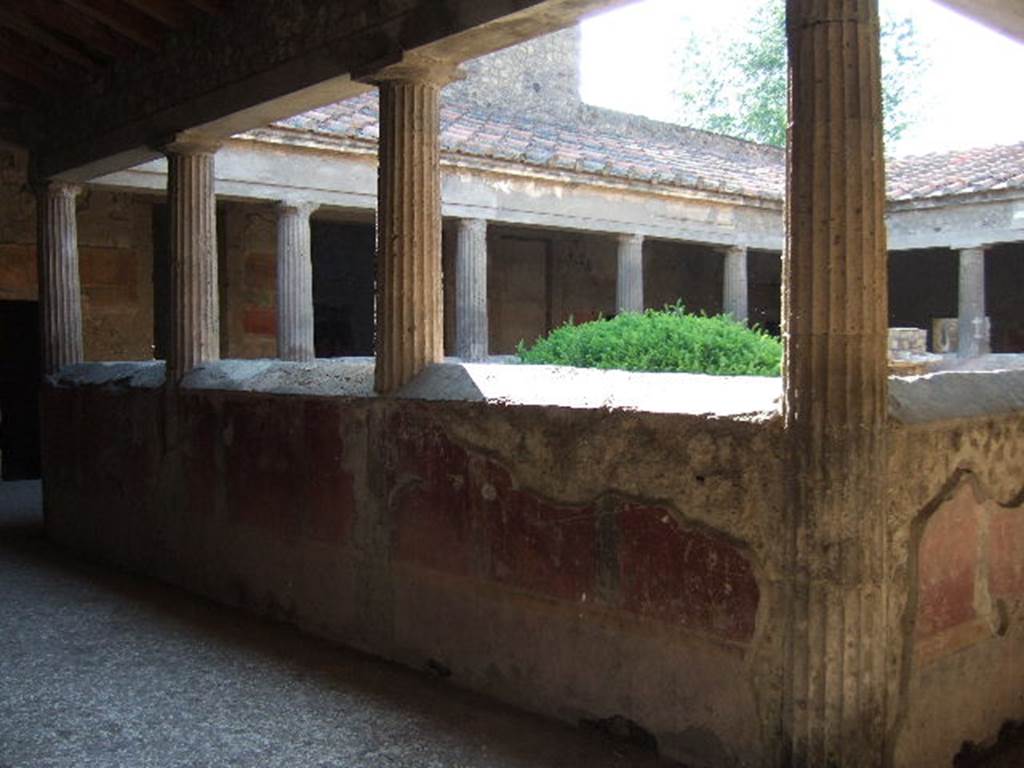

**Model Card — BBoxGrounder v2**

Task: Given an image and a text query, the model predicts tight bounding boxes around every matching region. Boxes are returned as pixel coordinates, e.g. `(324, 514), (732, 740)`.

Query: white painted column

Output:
(36, 182), (84, 375)
(616, 233), (644, 314)
(455, 218), (488, 360)
(957, 246), (988, 358)
(276, 201), (318, 361)
(165, 138), (220, 381)
(722, 245), (749, 322)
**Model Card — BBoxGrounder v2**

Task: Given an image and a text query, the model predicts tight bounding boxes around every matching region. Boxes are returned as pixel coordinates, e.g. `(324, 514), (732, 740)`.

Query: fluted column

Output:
(277, 201), (318, 361)
(455, 218), (488, 360)
(722, 245), (748, 322)
(366, 56), (460, 393)
(165, 138), (220, 381)
(782, 1), (890, 766)
(616, 233), (644, 314)
(957, 246), (988, 358)
(36, 182), (84, 375)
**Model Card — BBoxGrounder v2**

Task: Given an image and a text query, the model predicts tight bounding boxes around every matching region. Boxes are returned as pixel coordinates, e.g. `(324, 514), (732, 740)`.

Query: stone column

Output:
(782, 1), (891, 766)
(36, 182), (84, 375)
(616, 233), (644, 314)
(958, 246), (988, 358)
(455, 218), (488, 360)
(165, 138), (220, 381)
(722, 245), (748, 322)
(367, 56), (460, 393)
(276, 201), (318, 362)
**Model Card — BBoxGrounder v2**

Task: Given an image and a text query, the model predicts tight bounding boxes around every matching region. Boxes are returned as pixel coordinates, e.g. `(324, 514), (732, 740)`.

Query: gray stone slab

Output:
(889, 368), (1024, 424)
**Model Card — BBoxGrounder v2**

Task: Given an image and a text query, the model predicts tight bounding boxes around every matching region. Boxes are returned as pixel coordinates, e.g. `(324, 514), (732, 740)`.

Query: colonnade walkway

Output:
(0, 480), (665, 768)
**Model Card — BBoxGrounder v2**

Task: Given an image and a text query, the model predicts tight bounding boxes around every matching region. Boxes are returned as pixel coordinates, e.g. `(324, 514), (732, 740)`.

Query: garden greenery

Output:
(516, 305), (782, 376)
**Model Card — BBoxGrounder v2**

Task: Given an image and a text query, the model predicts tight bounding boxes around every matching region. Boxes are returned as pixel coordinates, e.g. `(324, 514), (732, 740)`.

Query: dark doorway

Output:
(987, 242), (1024, 352)
(311, 220), (375, 357)
(748, 250), (782, 336)
(889, 248), (957, 351)
(643, 241), (724, 316)
(0, 301), (41, 479)
(489, 234), (551, 354)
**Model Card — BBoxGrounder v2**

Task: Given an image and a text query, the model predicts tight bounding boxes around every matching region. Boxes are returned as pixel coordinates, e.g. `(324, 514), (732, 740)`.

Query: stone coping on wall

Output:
(50, 359), (1024, 424)
(890, 366), (1024, 424)
(51, 359), (782, 418)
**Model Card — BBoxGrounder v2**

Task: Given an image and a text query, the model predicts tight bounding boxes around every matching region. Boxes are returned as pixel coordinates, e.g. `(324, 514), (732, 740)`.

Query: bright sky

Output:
(580, 0), (1024, 156)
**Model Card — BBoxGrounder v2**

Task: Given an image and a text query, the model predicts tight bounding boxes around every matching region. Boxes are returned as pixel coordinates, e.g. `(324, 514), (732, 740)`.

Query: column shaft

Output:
(616, 233), (644, 314)
(36, 183), (84, 374)
(957, 247), (987, 358)
(722, 245), (749, 322)
(372, 59), (457, 393)
(783, 1), (890, 766)
(166, 141), (219, 381)
(455, 218), (488, 360)
(277, 202), (317, 362)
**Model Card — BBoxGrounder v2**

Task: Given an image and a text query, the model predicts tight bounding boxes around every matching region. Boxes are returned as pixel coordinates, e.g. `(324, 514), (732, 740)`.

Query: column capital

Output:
(618, 232), (644, 246)
(723, 244), (747, 256)
(277, 200), (320, 219)
(458, 217), (488, 234)
(34, 180), (82, 199)
(358, 53), (463, 87)
(158, 131), (223, 157)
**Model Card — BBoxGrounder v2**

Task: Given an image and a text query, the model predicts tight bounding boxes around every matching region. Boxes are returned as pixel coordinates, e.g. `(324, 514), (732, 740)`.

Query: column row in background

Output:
(6, 188), (1024, 367)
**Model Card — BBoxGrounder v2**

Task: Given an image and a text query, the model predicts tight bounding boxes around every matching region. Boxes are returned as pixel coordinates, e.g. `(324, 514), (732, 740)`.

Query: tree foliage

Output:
(674, 0), (926, 147)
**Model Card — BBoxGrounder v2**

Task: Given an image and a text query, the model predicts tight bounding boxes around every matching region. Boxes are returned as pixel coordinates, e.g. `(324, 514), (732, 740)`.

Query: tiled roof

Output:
(275, 91), (786, 200)
(275, 92), (1024, 204)
(886, 142), (1024, 201)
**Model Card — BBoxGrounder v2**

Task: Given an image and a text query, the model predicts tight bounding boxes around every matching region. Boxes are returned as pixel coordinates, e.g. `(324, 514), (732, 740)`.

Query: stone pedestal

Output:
(783, 1), (891, 765)
(455, 218), (488, 360)
(615, 233), (644, 314)
(36, 182), (84, 375)
(165, 139), (220, 381)
(277, 202), (318, 362)
(722, 245), (748, 322)
(958, 247), (989, 358)
(368, 57), (460, 393)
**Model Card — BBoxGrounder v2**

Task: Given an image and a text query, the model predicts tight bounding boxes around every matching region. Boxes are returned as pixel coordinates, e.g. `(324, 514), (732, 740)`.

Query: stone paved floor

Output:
(0, 480), (666, 768)
(2, 479), (1021, 768)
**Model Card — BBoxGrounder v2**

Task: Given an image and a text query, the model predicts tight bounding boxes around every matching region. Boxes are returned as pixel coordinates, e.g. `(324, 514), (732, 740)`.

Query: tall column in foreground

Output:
(722, 245), (749, 322)
(36, 182), (84, 374)
(165, 138), (220, 381)
(277, 201), (318, 362)
(783, 1), (890, 766)
(616, 233), (644, 314)
(368, 56), (459, 393)
(958, 246), (988, 358)
(455, 217), (488, 360)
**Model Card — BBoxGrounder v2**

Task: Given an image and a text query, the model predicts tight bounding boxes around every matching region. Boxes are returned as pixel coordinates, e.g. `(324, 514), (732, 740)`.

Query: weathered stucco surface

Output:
(888, 409), (1024, 767)
(39, 362), (1024, 766)
(43, 362), (785, 767)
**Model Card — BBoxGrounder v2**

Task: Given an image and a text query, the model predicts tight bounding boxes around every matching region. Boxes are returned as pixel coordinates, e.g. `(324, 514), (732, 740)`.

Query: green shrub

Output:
(516, 305), (782, 376)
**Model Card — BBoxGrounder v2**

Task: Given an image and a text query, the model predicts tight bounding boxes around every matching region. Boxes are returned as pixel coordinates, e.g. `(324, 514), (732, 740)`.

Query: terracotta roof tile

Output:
(274, 92), (1024, 204)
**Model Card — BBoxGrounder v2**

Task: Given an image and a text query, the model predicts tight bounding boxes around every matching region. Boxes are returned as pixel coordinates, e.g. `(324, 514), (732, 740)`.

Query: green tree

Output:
(675, 1), (926, 147)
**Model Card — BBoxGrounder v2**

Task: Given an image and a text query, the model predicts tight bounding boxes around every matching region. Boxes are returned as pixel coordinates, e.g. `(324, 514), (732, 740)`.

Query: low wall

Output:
(41, 362), (1024, 767)
(42, 362), (786, 768)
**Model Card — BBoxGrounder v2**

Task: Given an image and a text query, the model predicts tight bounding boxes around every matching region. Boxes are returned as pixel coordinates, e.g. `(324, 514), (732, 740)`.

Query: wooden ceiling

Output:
(0, 0), (230, 127)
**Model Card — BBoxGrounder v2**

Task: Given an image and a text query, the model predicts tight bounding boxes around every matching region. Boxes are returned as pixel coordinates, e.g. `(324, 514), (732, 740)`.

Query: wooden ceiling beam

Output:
(0, 6), (101, 71)
(20, 0), (135, 60)
(121, 0), (193, 30)
(182, 0), (230, 15)
(0, 30), (86, 87)
(0, 50), (63, 93)
(59, 0), (164, 50)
